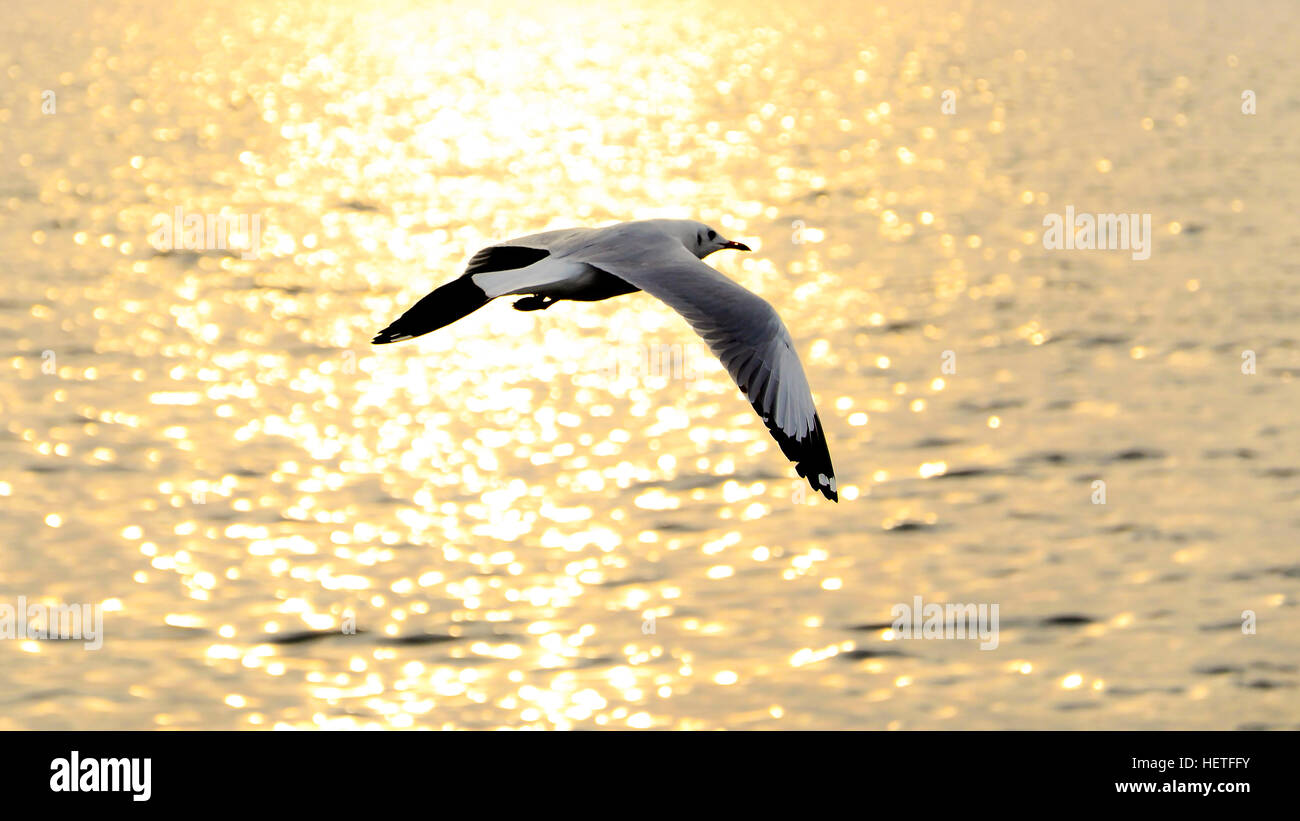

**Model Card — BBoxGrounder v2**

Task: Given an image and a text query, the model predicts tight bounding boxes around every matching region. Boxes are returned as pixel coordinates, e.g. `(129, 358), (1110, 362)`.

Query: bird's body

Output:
(373, 219), (838, 501)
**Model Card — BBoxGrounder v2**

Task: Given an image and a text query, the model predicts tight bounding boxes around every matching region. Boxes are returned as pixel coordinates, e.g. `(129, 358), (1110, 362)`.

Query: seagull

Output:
(373, 219), (837, 501)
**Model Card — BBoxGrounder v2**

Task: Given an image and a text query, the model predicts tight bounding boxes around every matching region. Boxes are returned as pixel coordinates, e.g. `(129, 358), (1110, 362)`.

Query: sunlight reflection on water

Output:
(1, 0), (1298, 729)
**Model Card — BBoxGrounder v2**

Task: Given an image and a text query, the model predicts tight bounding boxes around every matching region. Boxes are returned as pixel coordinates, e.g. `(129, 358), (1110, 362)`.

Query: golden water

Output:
(1, 0), (1297, 728)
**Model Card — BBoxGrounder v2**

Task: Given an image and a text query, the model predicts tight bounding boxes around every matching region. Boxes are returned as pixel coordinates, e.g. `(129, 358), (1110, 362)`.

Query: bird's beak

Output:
(722, 240), (751, 251)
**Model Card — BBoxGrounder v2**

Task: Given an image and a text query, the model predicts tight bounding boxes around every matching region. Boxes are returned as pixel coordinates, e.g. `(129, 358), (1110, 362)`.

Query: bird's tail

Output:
(372, 276), (489, 344)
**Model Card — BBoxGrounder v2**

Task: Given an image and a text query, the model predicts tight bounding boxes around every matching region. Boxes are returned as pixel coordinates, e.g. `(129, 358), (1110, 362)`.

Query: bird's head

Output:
(675, 220), (751, 259)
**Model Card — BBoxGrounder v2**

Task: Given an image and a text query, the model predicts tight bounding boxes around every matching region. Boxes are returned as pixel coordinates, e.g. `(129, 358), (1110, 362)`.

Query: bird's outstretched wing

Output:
(573, 226), (837, 501)
(372, 228), (594, 343)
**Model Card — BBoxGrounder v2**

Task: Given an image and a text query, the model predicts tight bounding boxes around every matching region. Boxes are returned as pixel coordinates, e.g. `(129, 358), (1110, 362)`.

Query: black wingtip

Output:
(752, 404), (837, 502)
(797, 415), (838, 502)
(371, 324), (413, 344)
(801, 464), (838, 502)
(371, 275), (489, 345)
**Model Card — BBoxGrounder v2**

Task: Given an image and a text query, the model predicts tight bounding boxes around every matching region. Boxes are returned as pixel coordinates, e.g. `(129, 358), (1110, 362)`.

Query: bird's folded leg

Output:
(512, 295), (556, 312)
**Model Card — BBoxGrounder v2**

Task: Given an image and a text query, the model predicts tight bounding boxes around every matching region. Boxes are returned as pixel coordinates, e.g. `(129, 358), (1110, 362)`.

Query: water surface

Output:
(1, 0), (1297, 729)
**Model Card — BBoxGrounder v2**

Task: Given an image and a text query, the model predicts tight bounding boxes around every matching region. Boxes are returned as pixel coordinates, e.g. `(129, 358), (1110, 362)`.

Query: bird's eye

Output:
(707, 230), (716, 240)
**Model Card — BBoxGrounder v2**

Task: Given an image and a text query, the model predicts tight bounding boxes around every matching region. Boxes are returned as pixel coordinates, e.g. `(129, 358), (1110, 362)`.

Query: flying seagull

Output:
(373, 219), (837, 501)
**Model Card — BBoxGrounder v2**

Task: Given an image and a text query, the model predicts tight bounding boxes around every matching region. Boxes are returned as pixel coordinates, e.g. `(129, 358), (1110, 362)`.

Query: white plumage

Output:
(374, 218), (837, 501)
